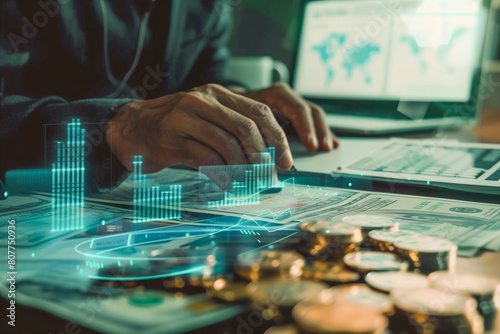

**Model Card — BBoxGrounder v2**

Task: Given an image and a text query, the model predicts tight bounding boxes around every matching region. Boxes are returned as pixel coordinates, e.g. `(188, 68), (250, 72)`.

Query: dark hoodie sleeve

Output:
(178, 0), (245, 90)
(0, 50), (134, 193)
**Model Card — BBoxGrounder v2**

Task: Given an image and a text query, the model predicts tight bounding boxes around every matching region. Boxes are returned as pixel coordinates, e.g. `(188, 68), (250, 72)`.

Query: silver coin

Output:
(235, 250), (305, 281)
(293, 299), (388, 334)
(394, 235), (456, 254)
(368, 229), (421, 244)
(246, 279), (328, 307)
(391, 287), (477, 316)
(365, 272), (429, 293)
(429, 271), (499, 297)
(342, 214), (398, 229)
(298, 220), (362, 242)
(321, 284), (394, 314)
(343, 251), (409, 273)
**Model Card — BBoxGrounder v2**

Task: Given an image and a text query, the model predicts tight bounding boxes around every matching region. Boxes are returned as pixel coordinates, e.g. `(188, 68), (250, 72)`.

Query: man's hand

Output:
(243, 82), (339, 151)
(106, 84), (294, 173)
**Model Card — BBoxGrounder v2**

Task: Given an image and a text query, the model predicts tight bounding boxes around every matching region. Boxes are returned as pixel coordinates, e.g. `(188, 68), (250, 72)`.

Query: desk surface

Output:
(2, 109), (499, 334)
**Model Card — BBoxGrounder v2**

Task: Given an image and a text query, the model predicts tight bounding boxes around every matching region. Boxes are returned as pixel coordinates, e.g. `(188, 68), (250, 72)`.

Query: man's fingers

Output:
(260, 83), (318, 151)
(283, 99), (318, 151)
(180, 139), (225, 169)
(191, 102), (268, 165)
(201, 84), (293, 170)
(309, 102), (339, 151)
(180, 140), (233, 192)
(180, 117), (249, 165)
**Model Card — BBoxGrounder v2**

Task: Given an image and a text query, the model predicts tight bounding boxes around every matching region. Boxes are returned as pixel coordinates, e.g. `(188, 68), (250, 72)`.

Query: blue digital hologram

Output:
(51, 119), (85, 232)
(200, 147), (277, 208)
(5, 169), (52, 195)
(133, 156), (182, 223)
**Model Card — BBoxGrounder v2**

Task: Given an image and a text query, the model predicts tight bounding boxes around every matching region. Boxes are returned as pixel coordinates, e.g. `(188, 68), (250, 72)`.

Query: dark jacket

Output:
(0, 0), (237, 191)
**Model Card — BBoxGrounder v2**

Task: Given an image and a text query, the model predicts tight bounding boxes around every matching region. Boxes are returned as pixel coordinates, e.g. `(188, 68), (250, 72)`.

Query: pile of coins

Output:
(206, 277), (249, 303)
(342, 214), (398, 246)
(234, 250), (305, 282)
(368, 229), (421, 252)
(429, 271), (499, 331)
(246, 279), (328, 323)
(292, 287), (390, 334)
(302, 261), (361, 285)
(394, 235), (457, 274)
(278, 216), (495, 333)
(297, 220), (362, 261)
(319, 284), (394, 316)
(231, 250), (315, 324)
(390, 287), (484, 334)
(127, 215), (498, 334)
(343, 251), (409, 275)
(365, 271), (429, 293)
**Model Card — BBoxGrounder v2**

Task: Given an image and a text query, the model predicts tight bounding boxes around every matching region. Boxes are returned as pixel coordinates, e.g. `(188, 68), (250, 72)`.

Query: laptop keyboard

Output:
(348, 143), (500, 181)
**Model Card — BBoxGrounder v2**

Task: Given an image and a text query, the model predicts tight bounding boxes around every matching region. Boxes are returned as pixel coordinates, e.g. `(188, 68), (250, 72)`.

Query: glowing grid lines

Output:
(201, 147), (276, 208)
(133, 156), (182, 223)
(51, 119), (85, 232)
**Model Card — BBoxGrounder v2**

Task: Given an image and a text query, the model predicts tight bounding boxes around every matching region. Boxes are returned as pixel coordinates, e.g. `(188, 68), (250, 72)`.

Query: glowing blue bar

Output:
(133, 158), (137, 220)
(169, 190), (173, 219)
(161, 191), (165, 220)
(58, 142), (63, 232)
(51, 162), (56, 231)
(80, 127), (85, 229)
(177, 185), (182, 218)
(70, 121), (75, 231)
(155, 186), (159, 220)
(146, 183), (150, 220)
(141, 174), (145, 222)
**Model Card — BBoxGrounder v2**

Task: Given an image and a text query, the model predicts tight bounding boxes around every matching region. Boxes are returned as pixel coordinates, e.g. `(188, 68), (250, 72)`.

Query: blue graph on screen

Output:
(400, 27), (468, 74)
(200, 147), (276, 208)
(51, 119), (85, 232)
(313, 33), (381, 85)
(133, 156), (182, 223)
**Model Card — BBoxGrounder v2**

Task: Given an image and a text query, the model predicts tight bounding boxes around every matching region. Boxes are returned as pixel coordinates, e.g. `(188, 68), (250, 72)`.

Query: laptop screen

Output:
(293, 0), (487, 103)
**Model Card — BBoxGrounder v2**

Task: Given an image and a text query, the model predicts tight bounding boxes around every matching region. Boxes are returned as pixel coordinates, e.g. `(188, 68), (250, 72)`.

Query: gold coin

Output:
(321, 284), (394, 315)
(391, 287), (477, 316)
(303, 261), (361, 284)
(365, 272), (429, 293)
(264, 324), (299, 334)
(343, 251), (409, 274)
(246, 279), (328, 307)
(235, 250), (305, 282)
(298, 220), (363, 243)
(293, 300), (388, 334)
(428, 271), (498, 298)
(368, 229), (421, 252)
(207, 278), (248, 302)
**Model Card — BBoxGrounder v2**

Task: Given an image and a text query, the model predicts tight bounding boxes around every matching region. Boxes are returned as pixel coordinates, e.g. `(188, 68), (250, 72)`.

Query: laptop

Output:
(293, 0), (490, 134)
(337, 138), (500, 194)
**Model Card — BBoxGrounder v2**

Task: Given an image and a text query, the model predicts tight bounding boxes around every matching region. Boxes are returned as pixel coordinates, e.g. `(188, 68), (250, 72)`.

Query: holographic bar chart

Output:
(51, 119), (85, 232)
(133, 156), (182, 223)
(200, 147), (277, 208)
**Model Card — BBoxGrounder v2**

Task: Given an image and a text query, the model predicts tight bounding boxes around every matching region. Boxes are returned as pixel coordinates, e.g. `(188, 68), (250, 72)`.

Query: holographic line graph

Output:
(76, 214), (296, 260)
(51, 119), (85, 232)
(133, 156), (182, 223)
(282, 177), (324, 198)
